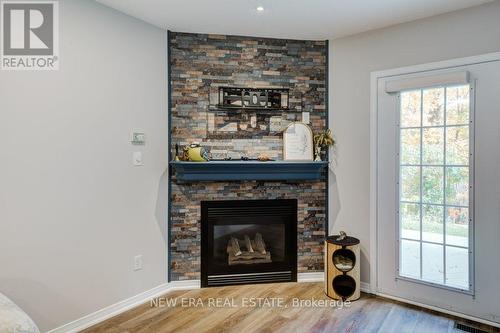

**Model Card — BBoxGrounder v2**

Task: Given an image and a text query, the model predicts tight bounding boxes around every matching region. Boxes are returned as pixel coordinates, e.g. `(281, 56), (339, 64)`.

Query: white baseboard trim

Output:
(358, 284), (499, 327)
(46, 283), (171, 333)
(45, 275), (370, 333)
(297, 272), (324, 282)
(169, 279), (200, 290)
(47, 279), (205, 332)
(360, 281), (372, 294)
(374, 292), (500, 329)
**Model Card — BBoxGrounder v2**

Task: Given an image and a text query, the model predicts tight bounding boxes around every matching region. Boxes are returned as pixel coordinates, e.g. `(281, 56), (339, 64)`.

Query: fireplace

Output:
(201, 199), (298, 287)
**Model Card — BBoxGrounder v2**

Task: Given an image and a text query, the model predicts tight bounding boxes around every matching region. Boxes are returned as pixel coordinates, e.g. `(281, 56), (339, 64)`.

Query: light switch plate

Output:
(133, 255), (143, 271)
(133, 152), (143, 166)
(131, 131), (146, 145)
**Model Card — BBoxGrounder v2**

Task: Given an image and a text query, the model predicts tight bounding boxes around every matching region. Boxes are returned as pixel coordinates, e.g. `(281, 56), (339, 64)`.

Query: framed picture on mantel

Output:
(283, 122), (314, 161)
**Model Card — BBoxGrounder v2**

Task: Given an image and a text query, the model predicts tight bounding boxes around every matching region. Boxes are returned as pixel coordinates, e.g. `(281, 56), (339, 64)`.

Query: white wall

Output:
(328, 1), (500, 283)
(0, 1), (168, 331)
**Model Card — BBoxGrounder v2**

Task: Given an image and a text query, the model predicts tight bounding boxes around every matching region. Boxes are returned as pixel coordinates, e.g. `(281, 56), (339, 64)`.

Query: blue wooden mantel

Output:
(170, 161), (329, 181)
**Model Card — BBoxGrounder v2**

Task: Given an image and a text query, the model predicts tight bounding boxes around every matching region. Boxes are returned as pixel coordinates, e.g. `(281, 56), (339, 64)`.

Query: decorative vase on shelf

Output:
(320, 149), (327, 161)
(314, 146), (322, 161)
(313, 129), (335, 162)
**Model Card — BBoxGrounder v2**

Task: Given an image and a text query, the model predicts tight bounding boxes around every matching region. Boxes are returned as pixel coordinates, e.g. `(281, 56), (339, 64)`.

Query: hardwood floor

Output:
(83, 282), (498, 333)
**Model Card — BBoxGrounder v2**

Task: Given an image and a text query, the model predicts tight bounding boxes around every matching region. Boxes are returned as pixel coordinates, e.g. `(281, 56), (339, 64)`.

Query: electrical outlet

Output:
(133, 255), (143, 271)
(133, 152), (143, 166)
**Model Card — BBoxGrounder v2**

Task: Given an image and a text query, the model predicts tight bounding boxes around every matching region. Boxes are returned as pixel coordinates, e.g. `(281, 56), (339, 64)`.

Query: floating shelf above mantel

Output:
(170, 161), (328, 181)
(207, 106), (294, 113)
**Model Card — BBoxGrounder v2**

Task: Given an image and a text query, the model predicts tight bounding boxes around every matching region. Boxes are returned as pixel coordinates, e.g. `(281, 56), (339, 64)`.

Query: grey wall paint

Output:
(0, 0), (499, 330)
(0, 1), (167, 331)
(328, 1), (500, 283)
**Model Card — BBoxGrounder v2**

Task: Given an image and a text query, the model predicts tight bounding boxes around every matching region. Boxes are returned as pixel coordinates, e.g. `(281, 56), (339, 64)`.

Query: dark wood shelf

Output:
(170, 161), (328, 181)
(208, 106), (298, 113)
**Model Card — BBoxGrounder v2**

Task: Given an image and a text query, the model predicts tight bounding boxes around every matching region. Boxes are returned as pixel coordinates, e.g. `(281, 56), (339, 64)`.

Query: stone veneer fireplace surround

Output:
(168, 31), (328, 282)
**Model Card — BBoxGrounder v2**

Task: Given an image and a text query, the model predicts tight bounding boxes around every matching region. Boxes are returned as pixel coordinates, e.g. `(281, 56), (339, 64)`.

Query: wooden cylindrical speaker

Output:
(324, 233), (360, 301)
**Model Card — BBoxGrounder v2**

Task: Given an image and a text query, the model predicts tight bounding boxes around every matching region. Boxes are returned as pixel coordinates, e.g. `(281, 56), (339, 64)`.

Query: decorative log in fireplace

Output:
(227, 234), (271, 265)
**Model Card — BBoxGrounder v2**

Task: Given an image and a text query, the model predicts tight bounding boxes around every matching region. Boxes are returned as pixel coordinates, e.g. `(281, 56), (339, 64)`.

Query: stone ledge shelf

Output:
(170, 161), (328, 181)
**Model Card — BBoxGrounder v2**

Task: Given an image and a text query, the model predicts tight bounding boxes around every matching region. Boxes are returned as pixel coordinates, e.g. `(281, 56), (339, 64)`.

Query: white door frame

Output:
(369, 51), (500, 327)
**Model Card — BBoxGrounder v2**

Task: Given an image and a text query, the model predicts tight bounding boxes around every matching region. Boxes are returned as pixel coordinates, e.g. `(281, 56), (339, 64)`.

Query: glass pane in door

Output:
(398, 85), (471, 291)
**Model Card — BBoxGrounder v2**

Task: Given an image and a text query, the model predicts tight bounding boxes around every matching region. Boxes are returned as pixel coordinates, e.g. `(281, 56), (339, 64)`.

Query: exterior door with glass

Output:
(375, 59), (500, 323)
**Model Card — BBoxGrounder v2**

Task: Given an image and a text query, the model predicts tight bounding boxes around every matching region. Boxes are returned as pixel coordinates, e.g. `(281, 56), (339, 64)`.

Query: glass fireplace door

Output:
(201, 199), (297, 287)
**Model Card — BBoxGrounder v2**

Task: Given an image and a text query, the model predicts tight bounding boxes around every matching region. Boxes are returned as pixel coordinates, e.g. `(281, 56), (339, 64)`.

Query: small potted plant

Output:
(313, 129), (335, 161)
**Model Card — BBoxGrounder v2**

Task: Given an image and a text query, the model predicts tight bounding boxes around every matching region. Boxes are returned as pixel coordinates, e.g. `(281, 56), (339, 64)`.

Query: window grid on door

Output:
(397, 84), (472, 292)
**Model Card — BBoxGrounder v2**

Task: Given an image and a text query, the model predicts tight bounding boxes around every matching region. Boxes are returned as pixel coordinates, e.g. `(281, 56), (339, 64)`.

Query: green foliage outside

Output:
(399, 85), (470, 240)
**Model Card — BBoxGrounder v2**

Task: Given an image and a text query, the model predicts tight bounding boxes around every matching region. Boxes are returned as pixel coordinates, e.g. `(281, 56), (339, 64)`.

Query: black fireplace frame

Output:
(201, 199), (298, 287)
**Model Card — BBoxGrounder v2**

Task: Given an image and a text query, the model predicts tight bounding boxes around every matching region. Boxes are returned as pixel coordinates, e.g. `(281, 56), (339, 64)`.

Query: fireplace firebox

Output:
(201, 199), (297, 287)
